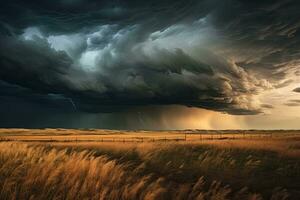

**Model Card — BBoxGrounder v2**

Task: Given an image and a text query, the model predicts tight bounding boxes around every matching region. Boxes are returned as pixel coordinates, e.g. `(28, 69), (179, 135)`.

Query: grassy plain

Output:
(0, 129), (299, 200)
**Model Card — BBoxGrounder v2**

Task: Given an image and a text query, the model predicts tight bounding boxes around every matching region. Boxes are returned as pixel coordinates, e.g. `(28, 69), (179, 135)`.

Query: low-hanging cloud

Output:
(0, 0), (300, 119)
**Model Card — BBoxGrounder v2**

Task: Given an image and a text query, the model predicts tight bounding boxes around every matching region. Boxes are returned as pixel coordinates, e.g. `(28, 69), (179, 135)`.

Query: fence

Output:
(0, 132), (290, 143)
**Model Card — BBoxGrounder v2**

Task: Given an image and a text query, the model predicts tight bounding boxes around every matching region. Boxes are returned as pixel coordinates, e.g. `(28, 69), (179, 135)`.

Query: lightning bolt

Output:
(68, 98), (77, 111)
(138, 111), (145, 125)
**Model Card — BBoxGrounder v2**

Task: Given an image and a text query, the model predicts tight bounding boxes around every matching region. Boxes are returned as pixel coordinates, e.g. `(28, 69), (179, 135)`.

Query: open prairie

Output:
(0, 129), (299, 200)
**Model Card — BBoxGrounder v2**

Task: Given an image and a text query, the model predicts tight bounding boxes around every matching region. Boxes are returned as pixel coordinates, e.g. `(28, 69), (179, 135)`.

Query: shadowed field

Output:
(0, 129), (299, 200)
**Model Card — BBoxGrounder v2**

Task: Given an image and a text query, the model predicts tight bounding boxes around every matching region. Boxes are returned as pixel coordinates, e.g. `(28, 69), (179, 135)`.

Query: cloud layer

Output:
(0, 0), (300, 121)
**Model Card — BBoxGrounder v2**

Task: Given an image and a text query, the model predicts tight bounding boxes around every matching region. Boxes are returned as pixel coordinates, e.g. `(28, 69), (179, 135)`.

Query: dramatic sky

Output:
(0, 0), (300, 129)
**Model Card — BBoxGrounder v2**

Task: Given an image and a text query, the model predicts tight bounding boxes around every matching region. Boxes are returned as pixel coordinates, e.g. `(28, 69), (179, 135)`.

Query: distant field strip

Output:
(0, 129), (298, 142)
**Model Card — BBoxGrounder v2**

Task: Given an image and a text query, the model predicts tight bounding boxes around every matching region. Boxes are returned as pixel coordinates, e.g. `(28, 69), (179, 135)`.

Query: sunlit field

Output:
(0, 129), (299, 200)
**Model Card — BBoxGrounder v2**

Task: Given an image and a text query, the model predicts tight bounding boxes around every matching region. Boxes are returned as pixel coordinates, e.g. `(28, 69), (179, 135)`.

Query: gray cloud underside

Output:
(0, 0), (300, 115)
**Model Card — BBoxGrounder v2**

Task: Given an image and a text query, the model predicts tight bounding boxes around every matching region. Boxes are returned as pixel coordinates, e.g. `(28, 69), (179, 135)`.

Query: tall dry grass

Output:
(0, 141), (299, 200)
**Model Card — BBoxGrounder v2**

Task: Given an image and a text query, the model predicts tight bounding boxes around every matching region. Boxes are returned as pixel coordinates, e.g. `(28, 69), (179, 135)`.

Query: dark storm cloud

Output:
(210, 1), (300, 86)
(0, 36), (72, 92)
(0, 31), (265, 114)
(0, 0), (213, 34)
(1, 0), (300, 119)
(0, 80), (78, 112)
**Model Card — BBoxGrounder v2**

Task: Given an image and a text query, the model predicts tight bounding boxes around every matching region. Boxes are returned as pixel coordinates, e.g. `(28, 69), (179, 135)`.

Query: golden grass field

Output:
(0, 129), (299, 200)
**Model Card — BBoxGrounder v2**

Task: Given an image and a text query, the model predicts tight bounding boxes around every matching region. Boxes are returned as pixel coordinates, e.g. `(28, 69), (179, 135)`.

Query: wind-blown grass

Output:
(0, 140), (299, 200)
